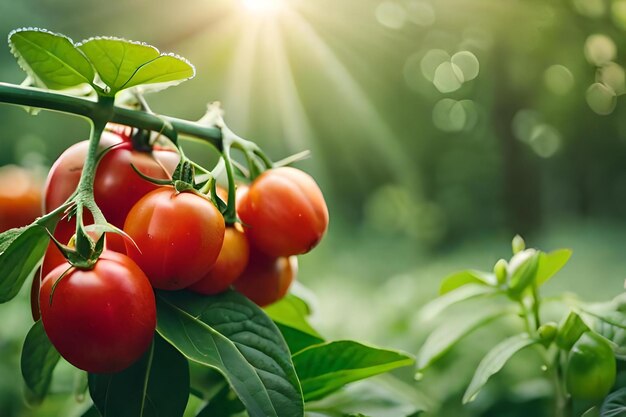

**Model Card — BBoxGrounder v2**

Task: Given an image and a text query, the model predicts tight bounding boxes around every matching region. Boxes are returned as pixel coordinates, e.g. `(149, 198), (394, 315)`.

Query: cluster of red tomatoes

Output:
(30, 126), (329, 373)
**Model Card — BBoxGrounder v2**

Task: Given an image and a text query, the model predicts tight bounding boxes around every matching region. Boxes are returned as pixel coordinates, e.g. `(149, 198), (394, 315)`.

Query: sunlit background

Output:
(1, 0), (626, 415)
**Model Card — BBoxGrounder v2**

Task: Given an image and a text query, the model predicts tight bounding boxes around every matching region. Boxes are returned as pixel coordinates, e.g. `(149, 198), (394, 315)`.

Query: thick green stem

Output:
(0, 83), (222, 149)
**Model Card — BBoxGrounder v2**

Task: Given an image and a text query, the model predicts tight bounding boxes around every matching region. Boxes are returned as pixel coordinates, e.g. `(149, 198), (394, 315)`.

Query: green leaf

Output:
(89, 334), (189, 417)
(20, 320), (60, 404)
(0, 224), (48, 303)
(508, 250), (540, 297)
(420, 284), (498, 322)
(265, 295), (325, 354)
(417, 306), (512, 371)
(601, 387), (626, 417)
(463, 334), (539, 404)
(293, 340), (414, 402)
(556, 311), (590, 350)
(439, 270), (496, 294)
(77, 37), (194, 94)
(536, 249), (572, 286)
(8, 28), (94, 89)
(156, 290), (303, 417)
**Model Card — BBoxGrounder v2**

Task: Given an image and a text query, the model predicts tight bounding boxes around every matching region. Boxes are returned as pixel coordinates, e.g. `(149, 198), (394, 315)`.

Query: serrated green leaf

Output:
(601, 387), (626, 417)
(20, 320), (60, 404)
(77, 37), (194, 94)
(9, 28), (94, 90)
(463, 334), (539, 404)
(293, 340), (414, 402)
(0, 224), (48, 303)
(420, 284), (498, 322)
(417, 306), (511, 371)
(439, 270), (496, 295)
(156, 290), (303, 417)
(536, 249), (572, 286)
(89, 334), (189, 417)
(265, 295), (324, 354)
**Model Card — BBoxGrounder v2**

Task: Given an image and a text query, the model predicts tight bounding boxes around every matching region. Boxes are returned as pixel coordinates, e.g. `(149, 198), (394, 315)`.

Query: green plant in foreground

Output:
(0, 28), (418, 417)
(417, 235), (626, 417)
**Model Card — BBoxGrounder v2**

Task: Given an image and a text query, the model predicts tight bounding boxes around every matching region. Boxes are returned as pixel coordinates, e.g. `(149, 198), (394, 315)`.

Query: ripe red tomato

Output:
(0, 165), (42, 232)
(189, 226), (250, 295)
(234, 248), (297, 307)
(39, 251), (156, 373)
(124, 187), (226, 290)
(44, 129), (179, 231)
(237, 167), (328, 257)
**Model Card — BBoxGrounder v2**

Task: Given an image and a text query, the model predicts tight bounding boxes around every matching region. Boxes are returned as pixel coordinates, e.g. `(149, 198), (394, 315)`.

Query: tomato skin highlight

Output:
(238, 167), (328, 257)
(124, 187), (226, 290)
(39, 251), (156, 374)
(189, 226), (250, 295)
(566, 332), (616, 401)
(234, 248), (297, 307)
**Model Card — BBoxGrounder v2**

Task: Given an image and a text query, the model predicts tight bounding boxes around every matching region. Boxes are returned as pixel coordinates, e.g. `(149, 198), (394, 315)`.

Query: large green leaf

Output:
(8, 28), (94, 89)
(556, 310), (589, 350)
(156, 290), (304, 417)
(265, 295), (325, 354)
(89, 335), (189, 417)
(0, 224), (48, 303)
(536, 249), (572, 286)
(439, 270), (496, 295)
(293, 341), (414, 402)
(463, 334), (539, 403)
(21, 320), (61, 404)
(195, 384), (245, 417)
(417, 306), (512, 371)
(77, 37), (194, 94)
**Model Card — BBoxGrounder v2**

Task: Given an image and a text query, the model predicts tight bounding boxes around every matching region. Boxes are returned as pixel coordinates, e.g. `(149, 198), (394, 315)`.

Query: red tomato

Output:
(0, 165), (42, 232)
(124, 187), (226, 290)
(234, 248), (297, 307)
(44, 131), (179, 230)
(189, 226), (250, 295)
(39, 251), (156, 373)
(237, 167), (328, 257)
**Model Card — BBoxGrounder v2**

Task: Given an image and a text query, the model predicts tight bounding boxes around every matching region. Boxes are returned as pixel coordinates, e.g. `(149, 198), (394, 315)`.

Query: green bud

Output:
(512, 234), (526, 254)
(493, 259), (508, 284)
(538, 322), (558, 346)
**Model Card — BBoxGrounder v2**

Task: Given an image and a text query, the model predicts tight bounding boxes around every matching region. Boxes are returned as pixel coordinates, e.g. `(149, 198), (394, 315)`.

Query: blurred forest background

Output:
(1, 0), (626, 416)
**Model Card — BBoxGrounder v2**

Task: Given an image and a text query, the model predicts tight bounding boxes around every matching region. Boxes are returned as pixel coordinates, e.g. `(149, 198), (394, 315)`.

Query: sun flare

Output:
(241, 0), (285, 15)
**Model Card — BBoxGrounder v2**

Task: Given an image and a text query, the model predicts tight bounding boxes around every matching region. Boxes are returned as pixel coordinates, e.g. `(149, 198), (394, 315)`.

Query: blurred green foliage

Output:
(1, 0), (626, 416)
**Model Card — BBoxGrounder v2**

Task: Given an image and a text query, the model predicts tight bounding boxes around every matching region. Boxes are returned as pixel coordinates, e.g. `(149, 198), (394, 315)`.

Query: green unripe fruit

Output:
(566, 332), (616, 401)
(538, 322), (558, 346)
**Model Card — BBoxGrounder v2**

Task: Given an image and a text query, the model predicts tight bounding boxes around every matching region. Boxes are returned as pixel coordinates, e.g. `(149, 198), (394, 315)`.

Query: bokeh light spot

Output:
(432, 99), (476, 132)
(451, 51), (479, 82)
(529, 124), (561, 158)
(420, 49), (450, 82)
(584, 34), (617, 66)
(433, 61), (463, 93)
(543, 65), (574, 95)
(612, 0), (626, 30)
(573, 0), (605, 18)
(375, 1), (407, 29)
(586, 82), (617, 115)
(599, 62), (626, 95)
(405, 1), (435, 26)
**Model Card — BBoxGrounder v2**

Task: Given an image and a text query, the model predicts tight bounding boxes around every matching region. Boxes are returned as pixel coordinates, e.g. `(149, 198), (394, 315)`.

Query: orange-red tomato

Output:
(189, 226), (250, 295)
(234, 248), (297, 307)
(238, 167), (328, 257)
(124, 187), (225, 290)
(0, 165), (42, 232)
(39, 251), (156, 373)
